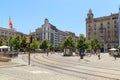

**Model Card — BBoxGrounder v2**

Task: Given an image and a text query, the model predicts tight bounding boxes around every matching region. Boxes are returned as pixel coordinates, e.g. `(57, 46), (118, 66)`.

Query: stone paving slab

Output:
(0, 55), (27, 68)
(0, 66), (86, 80)
(0, 62), (26, 68)
(0, 74), (22, 80)
(0, 53), (119, 80)
(46, 53), (120, 71)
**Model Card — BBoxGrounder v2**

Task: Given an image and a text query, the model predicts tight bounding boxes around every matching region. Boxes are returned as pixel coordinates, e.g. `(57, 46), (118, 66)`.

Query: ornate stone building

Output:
(86, 9), (119, 52)
(36, 18), (77, 46)
(36, 19), (59, 46)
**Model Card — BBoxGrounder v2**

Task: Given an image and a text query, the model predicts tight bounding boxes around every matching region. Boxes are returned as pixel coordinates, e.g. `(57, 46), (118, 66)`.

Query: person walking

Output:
(113, 51), (117, 60)
(97, 53), (101, 60)
(47, 50), (49, 56)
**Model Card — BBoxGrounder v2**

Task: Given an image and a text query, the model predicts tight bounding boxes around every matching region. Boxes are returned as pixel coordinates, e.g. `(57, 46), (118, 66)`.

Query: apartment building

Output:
(0, 27), (25, 40)
(36, 19), (77, 46)
(86, 9), (119, 52)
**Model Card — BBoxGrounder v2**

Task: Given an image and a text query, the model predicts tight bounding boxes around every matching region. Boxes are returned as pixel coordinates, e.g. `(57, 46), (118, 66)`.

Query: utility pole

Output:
(25, 36), (30, 65)
(28, 43), (30, 65)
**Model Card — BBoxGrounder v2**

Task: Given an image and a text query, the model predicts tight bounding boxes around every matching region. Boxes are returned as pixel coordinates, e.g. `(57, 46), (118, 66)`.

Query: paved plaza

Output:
(0, 53), (120, 80)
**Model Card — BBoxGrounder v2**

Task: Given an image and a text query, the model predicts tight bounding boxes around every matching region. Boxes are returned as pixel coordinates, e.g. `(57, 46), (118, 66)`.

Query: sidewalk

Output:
(84, 53), (120, 62)
(0, 54), (27, 68)
(11, 54), (28, 65)
(48, 53), (120, 70)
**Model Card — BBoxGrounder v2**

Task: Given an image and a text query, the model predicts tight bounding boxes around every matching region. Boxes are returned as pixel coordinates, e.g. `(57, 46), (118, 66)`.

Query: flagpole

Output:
(8, 17), (10, 47)
(8, 17), (13, 52)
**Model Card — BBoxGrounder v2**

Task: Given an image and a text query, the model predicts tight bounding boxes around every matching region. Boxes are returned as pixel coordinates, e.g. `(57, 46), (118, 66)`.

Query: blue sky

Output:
(0, 0), (120, 36)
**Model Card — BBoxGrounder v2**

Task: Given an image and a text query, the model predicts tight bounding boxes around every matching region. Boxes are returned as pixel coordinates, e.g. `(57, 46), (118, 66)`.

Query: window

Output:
(94, 24), (96, 27)
(87, 21), (92, 23)
(88, 28), (91, 31)
(112, 17), (118, 20)
(88, 24), (91, 27)
(99, 24), (104, 33)
(94, 32), (96, 35)
(88, 32), (90, 34)
(114, 21), (117, 24)
(101, 39), (104, 42)
(1, 32), (4, 34)
(100, 23), (103, 27)
(99, 28), (104, 33)
(100, 30), (104, 33)
(107, 44), (111, 48)
(44, 33), (45, 39)
(114, 25), (117, 28)
(108, 30), (110, 33)
(108, 34), (110, 37)
(48, 27), (49, 31)
(107, 22), (110, 25)
(48, 32), (49, 40)
(88, 32), (90, 36)
(108, 38), (110, 41)
(94, 27), (96, 30)
(44, 27), (45, 31)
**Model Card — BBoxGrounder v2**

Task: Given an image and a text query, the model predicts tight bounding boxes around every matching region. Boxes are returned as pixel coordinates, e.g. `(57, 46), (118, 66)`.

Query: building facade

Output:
(36, 19), (59, 46)
(0, 27), (25, 40)
(86, 9), (119, 52)
(36, 19), (77, 46)
(118, 8), (120, 46)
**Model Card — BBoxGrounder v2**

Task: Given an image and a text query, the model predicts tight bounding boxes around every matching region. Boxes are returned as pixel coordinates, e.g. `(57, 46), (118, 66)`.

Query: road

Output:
(0, 53), (120, 80)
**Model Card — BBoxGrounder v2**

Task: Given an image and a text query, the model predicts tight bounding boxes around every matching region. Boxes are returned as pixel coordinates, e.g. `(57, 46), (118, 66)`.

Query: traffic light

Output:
(25, 36), (30, 43)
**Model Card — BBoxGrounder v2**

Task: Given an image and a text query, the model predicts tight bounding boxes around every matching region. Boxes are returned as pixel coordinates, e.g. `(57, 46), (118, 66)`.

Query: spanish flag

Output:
(9, 17), (13, 31)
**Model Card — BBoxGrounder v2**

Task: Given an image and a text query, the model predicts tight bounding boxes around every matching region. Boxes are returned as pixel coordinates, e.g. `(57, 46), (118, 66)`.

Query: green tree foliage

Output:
(30, 38), (40, 51)
(63, 36), (76, 49)
(57, 43), (63, 51)
(77, 34), (87, 50)
(9, 36), (14, 51)
(40, 39), (49, 52)
(0, 38), (7, 46)
(49, 45), (54, 51)
(62, 36), (76, 55)
(21, 36), (27, 51)
(12, 35), (22, 50)
(91, 38), (101, 52)
(85, 40), (91, 50)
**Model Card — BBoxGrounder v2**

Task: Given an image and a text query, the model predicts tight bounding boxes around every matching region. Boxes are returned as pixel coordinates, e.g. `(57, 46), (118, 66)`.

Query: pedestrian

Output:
(114, 55), (117, 60)
(47, 50), (49, 56)
(98, 53), (101, 60)
(113, 51), (117, 60)
(109, 52), (111, 56)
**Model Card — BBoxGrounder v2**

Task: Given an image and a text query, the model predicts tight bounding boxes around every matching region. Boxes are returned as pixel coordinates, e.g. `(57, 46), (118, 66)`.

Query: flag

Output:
(9, 17), (13, 31)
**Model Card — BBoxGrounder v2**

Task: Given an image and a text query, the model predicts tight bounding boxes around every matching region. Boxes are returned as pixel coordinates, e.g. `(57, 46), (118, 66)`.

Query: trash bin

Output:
(79, 49), (85, 59)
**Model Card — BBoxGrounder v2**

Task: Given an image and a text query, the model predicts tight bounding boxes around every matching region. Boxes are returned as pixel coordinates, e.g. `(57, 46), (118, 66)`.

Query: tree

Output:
(12, 35), (22, 50)
(85, 40), (91, 51)
(9, 36), (14, 51)
(49, 45), (54, 51)
(62, 36), (76, 56)
(30, 38), (40, 51)
(0, 38), (7, 46)
(77, 34), (87, 50)
(56, 43), (63, 51)
(91, 38), (101, 53)
(40, 39), (49, 52)
(20, 36), (27, 51)
(77, 34), (87, 59)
